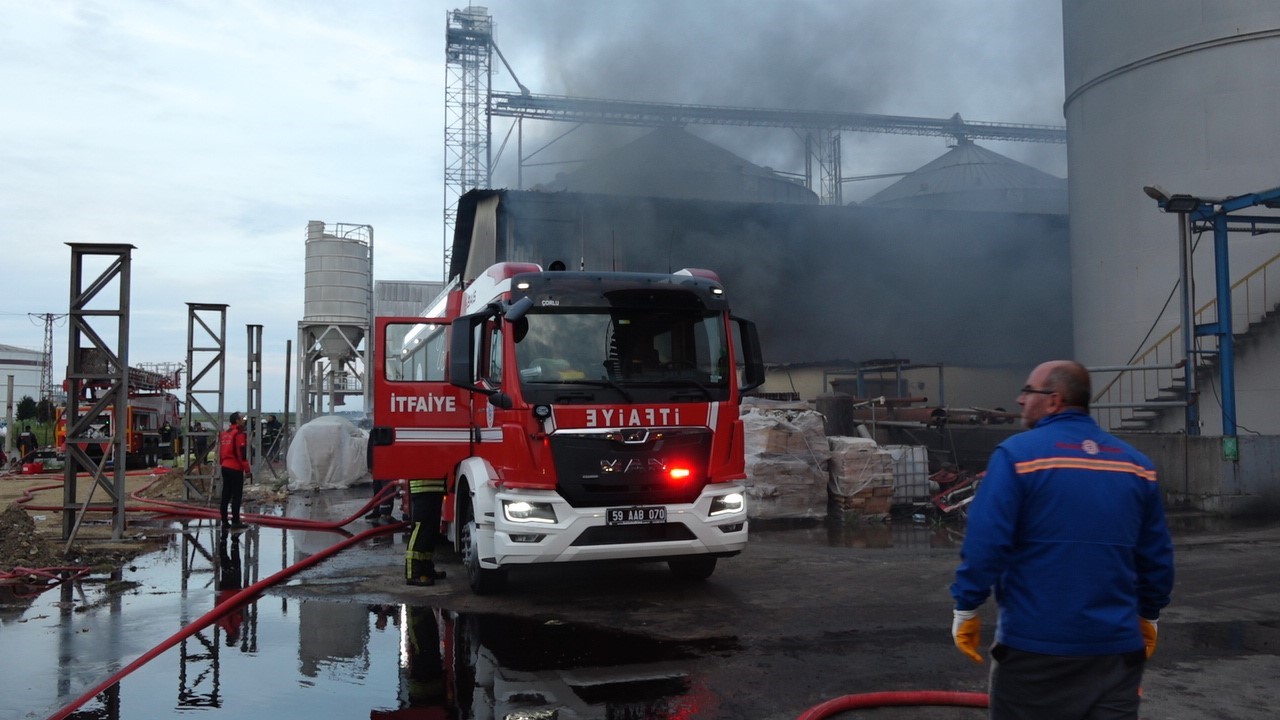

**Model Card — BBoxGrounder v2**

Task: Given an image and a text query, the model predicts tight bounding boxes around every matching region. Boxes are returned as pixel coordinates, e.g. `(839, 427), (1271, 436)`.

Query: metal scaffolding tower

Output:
(443, 6), (494, 280)
(61, 243), (134, 543)
(184, 303), (227, 500)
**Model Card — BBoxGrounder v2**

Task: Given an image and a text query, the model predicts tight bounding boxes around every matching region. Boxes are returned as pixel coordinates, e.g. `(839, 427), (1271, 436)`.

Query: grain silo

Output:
(1063, 2), (1280, 433)
(297, 221), (373, 421)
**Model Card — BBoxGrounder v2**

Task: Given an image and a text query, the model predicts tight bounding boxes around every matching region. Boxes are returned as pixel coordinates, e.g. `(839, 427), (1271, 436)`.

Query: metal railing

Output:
(1092, 250), (1280, 430)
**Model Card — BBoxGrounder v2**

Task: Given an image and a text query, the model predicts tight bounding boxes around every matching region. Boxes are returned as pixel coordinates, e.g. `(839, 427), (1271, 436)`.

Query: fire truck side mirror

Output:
(734, 317), (766, 392)
(449, 314), (496, 396)
(504, 295), (533, 321)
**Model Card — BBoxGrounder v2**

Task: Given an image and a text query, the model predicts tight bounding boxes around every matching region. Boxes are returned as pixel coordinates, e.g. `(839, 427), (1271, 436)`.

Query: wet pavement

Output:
(3, 488), (1279, 719)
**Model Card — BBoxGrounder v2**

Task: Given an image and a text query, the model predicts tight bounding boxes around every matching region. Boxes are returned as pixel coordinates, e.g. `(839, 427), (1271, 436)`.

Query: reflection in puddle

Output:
(2, 522), (728, 719)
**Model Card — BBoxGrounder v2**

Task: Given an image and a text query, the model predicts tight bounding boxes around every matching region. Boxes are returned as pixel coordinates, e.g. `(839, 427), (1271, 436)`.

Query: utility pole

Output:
(29, 312), (67, 405)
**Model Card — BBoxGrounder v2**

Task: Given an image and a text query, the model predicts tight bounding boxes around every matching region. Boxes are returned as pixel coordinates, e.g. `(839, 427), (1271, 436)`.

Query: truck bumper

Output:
(483, 483), (748, 567)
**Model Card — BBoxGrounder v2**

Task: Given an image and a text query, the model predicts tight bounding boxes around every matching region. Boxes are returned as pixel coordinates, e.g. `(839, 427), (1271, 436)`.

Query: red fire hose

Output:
(796, 690), (988, 719)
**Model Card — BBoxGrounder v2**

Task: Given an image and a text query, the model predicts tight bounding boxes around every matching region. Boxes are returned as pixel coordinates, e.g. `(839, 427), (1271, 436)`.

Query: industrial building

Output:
(451, 167), (1072, 411)
(0, 344), (44, 418)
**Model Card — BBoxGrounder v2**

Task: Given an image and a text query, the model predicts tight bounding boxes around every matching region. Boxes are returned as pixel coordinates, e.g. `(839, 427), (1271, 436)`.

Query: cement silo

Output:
(1063, 2), (1280, 433)
(297, 221), (373, 422)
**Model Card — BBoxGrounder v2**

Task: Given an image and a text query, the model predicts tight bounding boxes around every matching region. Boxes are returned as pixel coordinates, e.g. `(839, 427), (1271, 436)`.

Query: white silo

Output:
(297, 221), (373, 422)
(1063, 2), (1280, 433)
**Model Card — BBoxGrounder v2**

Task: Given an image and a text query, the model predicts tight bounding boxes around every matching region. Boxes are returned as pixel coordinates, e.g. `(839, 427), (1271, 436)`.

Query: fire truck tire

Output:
(461, 501), (508, 595)
(667, 555), (716, 580)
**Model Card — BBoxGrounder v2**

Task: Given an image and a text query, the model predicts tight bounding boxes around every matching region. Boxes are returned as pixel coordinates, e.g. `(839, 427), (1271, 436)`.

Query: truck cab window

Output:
(388, 322), (447, 382)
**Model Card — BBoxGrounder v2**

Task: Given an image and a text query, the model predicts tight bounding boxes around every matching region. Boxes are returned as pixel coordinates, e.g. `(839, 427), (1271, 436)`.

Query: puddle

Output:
(0, 518), (729, 719)
(750, 514), (965, 550)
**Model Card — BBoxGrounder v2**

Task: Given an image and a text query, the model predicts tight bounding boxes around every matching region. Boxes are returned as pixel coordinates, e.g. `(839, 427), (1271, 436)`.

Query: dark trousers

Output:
(989, 644), (1146, 720)
(220, 467), (245, 524)
(371, 479), (395, 515)
(405, 484), (444, 580)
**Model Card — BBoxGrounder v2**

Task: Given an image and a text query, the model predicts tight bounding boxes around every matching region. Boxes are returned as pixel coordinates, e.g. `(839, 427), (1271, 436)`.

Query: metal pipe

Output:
(1087, 363), (1184, 372)
(1213, 214), (1237, 437)
(1092, 401), (1189, 409)
(1179, 210), (1199, 435)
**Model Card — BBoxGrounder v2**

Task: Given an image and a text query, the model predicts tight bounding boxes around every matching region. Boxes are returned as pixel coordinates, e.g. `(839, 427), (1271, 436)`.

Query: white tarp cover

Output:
(286, 415), (371, 491)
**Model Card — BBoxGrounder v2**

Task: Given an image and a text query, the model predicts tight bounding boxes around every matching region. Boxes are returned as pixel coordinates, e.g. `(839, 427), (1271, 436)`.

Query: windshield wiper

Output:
(556, 379), (634, 403)
(627, 378), (715, 400)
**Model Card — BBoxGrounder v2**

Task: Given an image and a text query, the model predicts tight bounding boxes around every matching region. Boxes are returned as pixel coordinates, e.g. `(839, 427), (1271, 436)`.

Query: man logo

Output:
(601, 458), (667, 474)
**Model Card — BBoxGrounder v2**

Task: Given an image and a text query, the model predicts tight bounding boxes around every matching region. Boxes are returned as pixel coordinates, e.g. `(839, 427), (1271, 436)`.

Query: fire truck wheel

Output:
(667, 555), (717, 581)
(461, 500), (508, 595)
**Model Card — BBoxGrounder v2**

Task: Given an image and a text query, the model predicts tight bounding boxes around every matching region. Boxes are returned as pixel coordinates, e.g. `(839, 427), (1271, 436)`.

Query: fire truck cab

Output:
(371, 262), (764, 594)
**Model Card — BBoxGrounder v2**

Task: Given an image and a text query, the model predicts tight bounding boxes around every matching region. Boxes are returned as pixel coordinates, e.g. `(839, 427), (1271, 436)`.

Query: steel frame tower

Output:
(185, 303), (227, 500)
(61, 243), (134, 543)
(443, 6), (493, 280)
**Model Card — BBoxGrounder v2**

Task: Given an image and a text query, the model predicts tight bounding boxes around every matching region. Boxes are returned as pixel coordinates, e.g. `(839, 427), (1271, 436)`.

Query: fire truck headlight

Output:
(709, 492), (744, 517)
(503, 500), (557, 524)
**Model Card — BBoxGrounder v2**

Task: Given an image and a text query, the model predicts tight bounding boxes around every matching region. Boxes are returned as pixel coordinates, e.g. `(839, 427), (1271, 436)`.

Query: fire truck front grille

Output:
(550, 428), (712, 508)
(570, 523), (697, 546)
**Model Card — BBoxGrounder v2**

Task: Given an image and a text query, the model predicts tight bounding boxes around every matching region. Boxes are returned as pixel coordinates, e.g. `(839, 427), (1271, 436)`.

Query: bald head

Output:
(1039, 361), (1091, 409)
(1019, 360), (1091, 428)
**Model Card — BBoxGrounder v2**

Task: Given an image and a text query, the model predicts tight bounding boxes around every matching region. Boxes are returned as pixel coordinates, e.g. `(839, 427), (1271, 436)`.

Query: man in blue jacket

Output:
(951, 360), (1174, 720)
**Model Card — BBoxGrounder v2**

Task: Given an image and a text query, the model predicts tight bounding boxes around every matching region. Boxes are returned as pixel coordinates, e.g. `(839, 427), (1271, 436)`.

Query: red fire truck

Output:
(371, 262), (764, 593)
(55, 365), (181, 469)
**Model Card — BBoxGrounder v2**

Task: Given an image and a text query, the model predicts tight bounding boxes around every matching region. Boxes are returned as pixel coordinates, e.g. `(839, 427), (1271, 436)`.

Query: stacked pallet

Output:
(828, 436), (896, 518)
(741, 399), (830, 520)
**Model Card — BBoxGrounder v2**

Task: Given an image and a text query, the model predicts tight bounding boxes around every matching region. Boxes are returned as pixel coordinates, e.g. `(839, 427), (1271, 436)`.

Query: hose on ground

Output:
(796, 690), (988, 719)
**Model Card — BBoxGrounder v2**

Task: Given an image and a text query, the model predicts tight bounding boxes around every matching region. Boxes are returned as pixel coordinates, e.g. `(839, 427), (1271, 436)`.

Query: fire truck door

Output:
(371, 317), (472, 482)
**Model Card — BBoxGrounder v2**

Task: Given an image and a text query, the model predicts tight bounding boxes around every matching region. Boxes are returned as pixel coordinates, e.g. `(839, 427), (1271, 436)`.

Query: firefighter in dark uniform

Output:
(369, 606), (450, 719)
(405, 478), (447, 586)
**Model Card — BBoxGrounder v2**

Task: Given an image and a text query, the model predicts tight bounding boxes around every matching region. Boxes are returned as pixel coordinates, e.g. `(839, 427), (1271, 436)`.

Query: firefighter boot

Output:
(405, 554), (447, 587)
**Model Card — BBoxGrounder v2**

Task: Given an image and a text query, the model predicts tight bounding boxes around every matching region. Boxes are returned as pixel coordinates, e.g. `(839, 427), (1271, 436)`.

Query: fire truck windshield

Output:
(515, 306), (731, 403)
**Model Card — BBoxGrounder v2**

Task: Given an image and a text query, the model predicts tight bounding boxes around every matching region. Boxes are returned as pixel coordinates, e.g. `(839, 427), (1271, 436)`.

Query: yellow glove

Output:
(1139, 617), (1158, 658)
(952, 609), (984, 664)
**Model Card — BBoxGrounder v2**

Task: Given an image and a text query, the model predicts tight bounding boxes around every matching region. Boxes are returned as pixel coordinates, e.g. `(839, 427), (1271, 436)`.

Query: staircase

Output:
(1092, 250), (1280, 432)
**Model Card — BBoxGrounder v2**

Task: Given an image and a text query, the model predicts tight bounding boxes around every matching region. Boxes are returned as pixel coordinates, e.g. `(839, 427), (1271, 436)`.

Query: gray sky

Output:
(0, 0), (1065, 415)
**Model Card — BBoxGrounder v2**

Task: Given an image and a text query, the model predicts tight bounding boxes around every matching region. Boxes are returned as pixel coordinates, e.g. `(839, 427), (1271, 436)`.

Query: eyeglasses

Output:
(1020, 385), (1056, 396)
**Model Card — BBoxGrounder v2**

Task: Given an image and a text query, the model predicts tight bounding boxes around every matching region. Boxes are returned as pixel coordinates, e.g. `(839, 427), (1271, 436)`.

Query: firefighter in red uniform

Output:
(219, 412), (251, 529)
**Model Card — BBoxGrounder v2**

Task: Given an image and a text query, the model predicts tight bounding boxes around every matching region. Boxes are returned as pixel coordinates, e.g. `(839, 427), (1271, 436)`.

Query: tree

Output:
(16, 395), (37, 421)
(36, 399), (56, 424)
